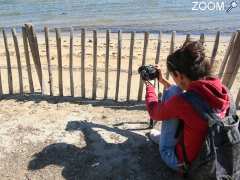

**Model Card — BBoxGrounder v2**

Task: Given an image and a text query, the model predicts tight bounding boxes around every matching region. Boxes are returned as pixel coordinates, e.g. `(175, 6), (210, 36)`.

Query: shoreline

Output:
(1, 25), (237, 37)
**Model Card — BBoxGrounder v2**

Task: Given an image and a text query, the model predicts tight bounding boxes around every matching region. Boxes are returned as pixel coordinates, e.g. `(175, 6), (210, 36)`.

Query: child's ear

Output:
(175, 71), (186, 81)
(172, 70), (178, 77)
(175, 71), (182, 78)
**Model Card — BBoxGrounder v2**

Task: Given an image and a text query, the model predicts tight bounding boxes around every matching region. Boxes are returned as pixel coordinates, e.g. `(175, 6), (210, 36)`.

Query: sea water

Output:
(0, 0), (239, 34)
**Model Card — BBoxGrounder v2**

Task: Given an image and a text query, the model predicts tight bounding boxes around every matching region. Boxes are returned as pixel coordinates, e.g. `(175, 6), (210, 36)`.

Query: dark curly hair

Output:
(167, 41), (212, 81)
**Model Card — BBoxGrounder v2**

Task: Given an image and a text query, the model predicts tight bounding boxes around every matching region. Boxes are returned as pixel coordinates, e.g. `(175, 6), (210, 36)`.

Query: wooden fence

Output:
(0, 24), (240, 108)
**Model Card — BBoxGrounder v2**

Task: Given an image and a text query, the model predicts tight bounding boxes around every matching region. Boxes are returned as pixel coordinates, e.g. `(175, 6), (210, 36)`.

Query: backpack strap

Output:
(178, 90), (220, 176)
(179, 122), (191, 177)
(180, 90), (239, 178)
(224, 87), (236, 117)
(180, 91), (223, 127)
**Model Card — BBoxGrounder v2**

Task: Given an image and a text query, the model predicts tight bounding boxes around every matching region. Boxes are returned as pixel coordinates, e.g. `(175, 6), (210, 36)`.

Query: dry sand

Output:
(0, 31), (239, 180)
(0, 31), (238, 100)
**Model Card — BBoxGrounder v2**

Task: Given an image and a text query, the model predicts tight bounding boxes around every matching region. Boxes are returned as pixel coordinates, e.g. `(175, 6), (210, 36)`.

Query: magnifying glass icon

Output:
(226, 0), (238, 13)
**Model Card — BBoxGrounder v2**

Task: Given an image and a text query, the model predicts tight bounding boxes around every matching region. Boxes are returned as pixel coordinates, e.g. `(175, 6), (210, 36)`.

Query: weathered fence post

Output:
(92, 30), (97, 100)
(138, 32), (149, 101)
(227, 50), (240, 89)
(154, 32), (162, 87)
(25, 24), (44, 94)
(22, 27), (34, 93)
(236, 88), (240, 108)
(69, 27), (74, 97)
(104, 29), (110, 99)
(115, 30), (122, 101)
(155, 32), (162, 65)
(126, 31), (135, 101)
(218, 32), (236, 78)
(200, 33), (205, 45)
(186, 34), (191, 42)
(30, 25), (44, 94)
(222, 30), (240, 89)
(0, 66), (2, 96)
(12, 28), (23, 95)
(1, 27), (238, 104)
(44, 27), (53, 96)
(210, 31), (220, 67)
(2, 29), (13, 94)
(0, 51), (2, 95)
(81, 28), (86, 98)
(55, 28), (63, 96)
(166, 31), (176, 79)
(0, 28), (3, 95)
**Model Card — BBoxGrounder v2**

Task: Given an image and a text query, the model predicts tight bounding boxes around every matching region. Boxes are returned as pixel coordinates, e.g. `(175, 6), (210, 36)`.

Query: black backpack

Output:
(179, 91), (240, 180)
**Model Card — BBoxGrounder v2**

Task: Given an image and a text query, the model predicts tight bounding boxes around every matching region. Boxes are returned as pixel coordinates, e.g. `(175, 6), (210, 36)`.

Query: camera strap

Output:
(157, 81), (162, 101)
(154, 79), (162, 101)
(149, 80), (161, 129)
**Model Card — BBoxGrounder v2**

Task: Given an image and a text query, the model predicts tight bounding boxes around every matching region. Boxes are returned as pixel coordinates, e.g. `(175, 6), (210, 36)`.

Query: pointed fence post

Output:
(55, 28), (63, 96)
(210, 31), (220, 67)
(12, 28), (23, 94)
(81, 28), (86, 98)
(44, 27), (53, 96)
(92, 30), (97, 100)
(25, 24), (44, 94)
(2, 29), (13, 94)
(126, 31), (135, 101)
(104, 29), (110, 99)
(69, 27), (74, 97)
(222, 30), (240, 89)
(115, 30), (122, 101)
(166, 31), (176, 79)
(22, 26), (34, 93)
(218, 32), (236, 78)
(138, 32), (149, 101)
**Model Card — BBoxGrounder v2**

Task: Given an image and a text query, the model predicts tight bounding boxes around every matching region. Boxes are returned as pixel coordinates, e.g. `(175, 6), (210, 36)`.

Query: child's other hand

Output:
(144, 80), (151, 86)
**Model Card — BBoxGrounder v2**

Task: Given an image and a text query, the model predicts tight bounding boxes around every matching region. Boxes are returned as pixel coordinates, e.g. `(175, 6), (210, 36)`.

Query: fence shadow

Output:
(1, 93), (239, 111)
(0, 93), (146, 111)
(28, 121), (183, 180)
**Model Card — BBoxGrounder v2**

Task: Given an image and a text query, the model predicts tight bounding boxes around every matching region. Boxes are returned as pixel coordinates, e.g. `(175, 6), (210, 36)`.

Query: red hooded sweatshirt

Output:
(145, 77), (230, 163)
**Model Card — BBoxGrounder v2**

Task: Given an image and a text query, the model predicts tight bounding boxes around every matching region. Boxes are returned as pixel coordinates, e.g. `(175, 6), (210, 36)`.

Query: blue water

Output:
(0, 0), (239, 34)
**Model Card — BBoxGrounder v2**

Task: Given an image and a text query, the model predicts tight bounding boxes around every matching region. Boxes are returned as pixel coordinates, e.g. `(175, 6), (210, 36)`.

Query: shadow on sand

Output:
(0, 93), (146, 111)
(28, 121), (183, 180)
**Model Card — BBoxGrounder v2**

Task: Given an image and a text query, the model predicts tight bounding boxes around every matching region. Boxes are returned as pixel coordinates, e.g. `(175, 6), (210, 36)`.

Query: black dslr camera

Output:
(138, 65), (159, 81)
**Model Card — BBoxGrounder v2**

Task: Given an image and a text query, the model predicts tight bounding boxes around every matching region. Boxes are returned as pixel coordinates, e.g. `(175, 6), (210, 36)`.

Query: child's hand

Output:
(155, 64), (172, 89)
(154, 64), (164, 83)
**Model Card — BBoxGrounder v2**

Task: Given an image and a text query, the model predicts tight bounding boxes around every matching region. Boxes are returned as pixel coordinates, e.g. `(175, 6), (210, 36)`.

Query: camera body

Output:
(138, 65), (159, 81)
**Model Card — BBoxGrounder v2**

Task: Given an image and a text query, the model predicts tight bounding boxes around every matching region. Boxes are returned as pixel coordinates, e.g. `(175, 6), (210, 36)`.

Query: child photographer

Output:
(143, 41), (231, 174)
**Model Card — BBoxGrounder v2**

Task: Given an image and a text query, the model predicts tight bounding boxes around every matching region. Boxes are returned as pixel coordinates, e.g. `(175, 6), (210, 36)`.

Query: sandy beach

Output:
(0, 31), (239, 179)
(0, 31), (237, 99)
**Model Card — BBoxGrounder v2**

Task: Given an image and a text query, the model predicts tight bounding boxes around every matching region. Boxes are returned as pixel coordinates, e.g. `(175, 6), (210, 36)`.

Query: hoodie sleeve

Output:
(145, 84), (180, 121)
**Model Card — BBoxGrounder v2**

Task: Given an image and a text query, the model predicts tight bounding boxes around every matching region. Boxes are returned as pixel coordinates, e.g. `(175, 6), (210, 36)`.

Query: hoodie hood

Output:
(187, 77), (230, 112)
